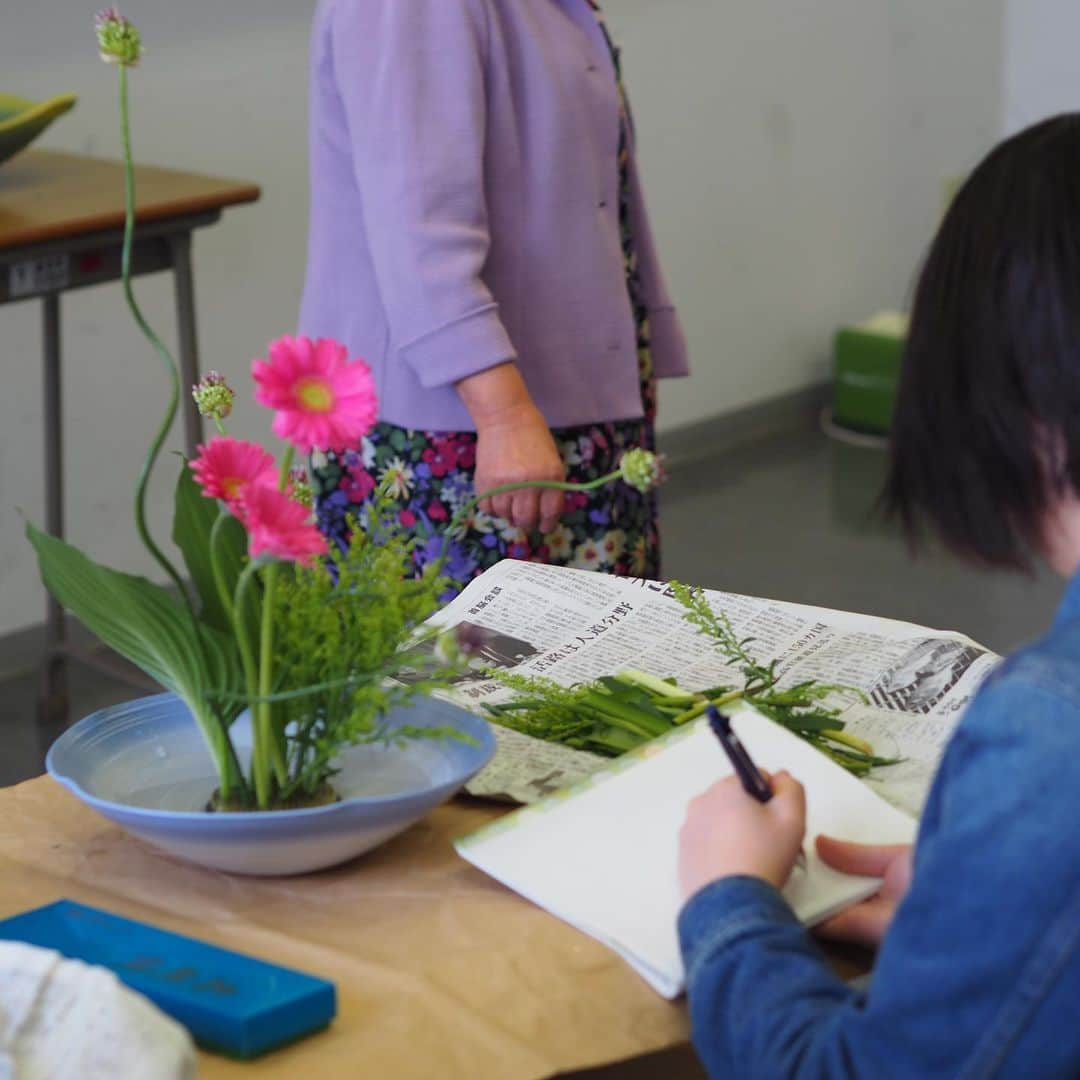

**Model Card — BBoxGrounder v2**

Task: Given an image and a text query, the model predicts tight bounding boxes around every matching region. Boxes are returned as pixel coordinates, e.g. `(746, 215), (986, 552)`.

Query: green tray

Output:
(0, 93), (77, 167)
(832, 313), (908, 435)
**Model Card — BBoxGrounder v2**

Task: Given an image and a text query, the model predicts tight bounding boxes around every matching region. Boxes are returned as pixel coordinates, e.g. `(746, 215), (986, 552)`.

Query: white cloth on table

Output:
(0, 941), (195, 1080)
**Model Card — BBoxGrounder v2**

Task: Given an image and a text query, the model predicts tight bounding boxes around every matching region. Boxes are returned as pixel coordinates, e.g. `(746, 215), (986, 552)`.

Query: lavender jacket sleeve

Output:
(328, 0), (515, 390)
(302, 0), (687, 431)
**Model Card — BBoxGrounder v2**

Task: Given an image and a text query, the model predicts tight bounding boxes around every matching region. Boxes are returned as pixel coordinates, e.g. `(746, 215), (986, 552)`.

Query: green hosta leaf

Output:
(172, 461), (252, 634)
(26, 521), (245, 719)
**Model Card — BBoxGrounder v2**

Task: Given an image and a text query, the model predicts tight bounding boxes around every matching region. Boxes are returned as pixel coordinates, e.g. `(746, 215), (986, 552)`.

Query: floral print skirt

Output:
(312, 412), (660, 590)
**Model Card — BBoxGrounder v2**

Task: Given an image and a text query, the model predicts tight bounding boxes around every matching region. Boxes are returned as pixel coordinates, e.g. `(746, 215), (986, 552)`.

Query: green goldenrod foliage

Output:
(266, 503), (467, 801)
(670, 583), (893, 775)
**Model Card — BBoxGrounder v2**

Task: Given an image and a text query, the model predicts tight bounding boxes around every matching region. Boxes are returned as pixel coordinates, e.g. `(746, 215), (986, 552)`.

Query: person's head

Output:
(884, 113), (1080, 576)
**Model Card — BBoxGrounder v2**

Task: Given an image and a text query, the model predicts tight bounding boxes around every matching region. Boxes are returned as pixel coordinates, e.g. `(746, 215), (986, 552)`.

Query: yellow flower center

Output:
(296, 377), (335, 413)
(222, 476), (244, 499)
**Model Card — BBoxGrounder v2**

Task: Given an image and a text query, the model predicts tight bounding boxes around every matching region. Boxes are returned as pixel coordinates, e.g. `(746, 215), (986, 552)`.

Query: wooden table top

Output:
(0, 149), (261, 251)
(0, 777), (691, 1079)
(0, 773), (873, 1077)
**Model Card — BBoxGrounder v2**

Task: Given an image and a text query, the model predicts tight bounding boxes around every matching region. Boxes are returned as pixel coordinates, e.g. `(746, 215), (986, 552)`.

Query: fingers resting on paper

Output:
(813, 837), (914, 948)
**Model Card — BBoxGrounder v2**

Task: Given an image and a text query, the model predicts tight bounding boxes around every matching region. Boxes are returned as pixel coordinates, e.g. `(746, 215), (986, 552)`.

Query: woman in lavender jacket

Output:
(299, 0), (688, 586)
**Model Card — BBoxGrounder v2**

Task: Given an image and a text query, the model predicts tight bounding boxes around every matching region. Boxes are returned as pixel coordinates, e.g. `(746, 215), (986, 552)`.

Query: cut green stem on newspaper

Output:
(484, 667), (897, 774)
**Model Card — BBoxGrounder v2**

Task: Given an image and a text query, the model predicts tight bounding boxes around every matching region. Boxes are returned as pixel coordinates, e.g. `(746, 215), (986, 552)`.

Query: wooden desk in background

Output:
(0, 150), (260, 725)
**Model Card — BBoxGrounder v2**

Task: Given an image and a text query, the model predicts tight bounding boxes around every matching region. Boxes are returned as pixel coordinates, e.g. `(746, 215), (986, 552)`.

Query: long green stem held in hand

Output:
(441, 449), (661, 557)
(446, 472), (619, 539)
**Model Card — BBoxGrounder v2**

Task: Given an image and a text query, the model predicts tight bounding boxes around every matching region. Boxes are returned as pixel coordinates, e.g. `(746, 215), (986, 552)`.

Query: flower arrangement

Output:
(26, 9), (663, 812)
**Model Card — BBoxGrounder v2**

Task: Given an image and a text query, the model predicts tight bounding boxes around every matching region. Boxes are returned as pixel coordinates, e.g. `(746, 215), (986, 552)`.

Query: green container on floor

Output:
(831, 311), (908, 435)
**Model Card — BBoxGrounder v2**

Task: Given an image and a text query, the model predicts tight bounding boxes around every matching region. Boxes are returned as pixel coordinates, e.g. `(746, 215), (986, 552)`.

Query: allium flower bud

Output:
(618, 448), (665, 494)
(191, 371), (235, 421)
(94, 8), (143, 67)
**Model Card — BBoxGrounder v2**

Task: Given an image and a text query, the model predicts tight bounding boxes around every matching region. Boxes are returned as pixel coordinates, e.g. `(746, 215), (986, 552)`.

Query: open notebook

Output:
(456, 710), (917, 998)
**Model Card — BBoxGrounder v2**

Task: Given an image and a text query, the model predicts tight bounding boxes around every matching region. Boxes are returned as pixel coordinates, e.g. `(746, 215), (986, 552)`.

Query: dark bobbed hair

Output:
(883, 113), (1080, 569)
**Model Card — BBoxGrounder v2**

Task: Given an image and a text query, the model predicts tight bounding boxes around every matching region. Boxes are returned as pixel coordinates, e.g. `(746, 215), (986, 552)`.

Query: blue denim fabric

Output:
(678, 572), (1080, 1079)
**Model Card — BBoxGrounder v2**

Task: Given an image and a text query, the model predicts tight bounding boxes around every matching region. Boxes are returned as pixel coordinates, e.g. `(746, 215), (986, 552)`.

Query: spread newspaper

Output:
(418, 560), (1000, 817)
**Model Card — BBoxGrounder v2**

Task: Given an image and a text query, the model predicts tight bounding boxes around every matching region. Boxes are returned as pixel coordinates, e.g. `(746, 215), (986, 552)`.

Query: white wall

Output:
(0, 1), (1004, 634)
(1, 3), (312, 636)
(1004, 0), (1080, 133)
(620, 0), (1003, 425)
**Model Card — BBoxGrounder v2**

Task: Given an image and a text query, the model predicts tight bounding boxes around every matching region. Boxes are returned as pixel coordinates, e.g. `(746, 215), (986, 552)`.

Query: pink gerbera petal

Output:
(190, 437), (276, 511)
(252, 335), (378, 453)
(239, 483), (328, 567)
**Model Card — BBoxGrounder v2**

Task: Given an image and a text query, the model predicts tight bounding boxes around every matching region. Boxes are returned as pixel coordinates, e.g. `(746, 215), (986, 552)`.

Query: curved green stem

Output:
(254, 445), (297, 792)
(257, 563), (288, 793)
(116, 68), (243, 804)
(209, 511), (237, 626)
(279, 446), (296, 490)
(191, 699), (247, 804)
(469, 473), (616, 505)
(117, 66), (190, 605)
(234, 562), (267, 804)
(203, 510), (250, 804)
(234, 563), (262, 688)
(208, 676), (361, 707)
(204, 644), (436, 706)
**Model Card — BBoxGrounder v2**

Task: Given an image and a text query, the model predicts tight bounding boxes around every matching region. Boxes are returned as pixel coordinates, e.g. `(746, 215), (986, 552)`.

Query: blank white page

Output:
(457, 711), (917, 997)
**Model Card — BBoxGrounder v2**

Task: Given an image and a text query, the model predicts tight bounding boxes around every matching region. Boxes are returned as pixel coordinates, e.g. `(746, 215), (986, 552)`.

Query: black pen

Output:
(706, 706), (774, 802)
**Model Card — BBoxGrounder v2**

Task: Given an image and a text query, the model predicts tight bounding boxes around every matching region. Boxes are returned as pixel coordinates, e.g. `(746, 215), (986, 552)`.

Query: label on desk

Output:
(9, 254), (70, 298)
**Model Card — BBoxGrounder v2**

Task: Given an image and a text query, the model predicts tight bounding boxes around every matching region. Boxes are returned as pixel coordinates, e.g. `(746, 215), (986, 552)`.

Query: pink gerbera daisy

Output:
(240, 482), (328, 567)
(190, 437), (276, 510)
(252, 336), (378, 453)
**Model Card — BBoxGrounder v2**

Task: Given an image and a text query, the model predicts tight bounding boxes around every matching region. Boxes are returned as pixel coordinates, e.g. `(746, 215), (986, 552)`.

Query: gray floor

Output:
(1, 424), (1063, 788)
(662, 426), (1061, 653)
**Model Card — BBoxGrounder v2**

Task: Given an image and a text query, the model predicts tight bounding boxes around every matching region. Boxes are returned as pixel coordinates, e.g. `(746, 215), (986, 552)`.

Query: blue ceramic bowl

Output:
(47, 692), (495, 876)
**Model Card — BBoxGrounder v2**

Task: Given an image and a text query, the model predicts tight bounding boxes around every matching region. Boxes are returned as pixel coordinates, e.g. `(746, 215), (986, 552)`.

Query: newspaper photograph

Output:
(422, 560), (999, 817)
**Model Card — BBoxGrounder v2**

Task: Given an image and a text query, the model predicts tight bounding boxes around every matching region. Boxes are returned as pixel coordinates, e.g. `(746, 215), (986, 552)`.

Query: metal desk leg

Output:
(38, 291), (68, 726)
(169, 231), (204, 458)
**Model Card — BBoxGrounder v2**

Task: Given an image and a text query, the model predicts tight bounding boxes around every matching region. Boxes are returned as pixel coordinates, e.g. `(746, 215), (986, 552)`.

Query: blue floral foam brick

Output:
(0, 900), (336, 1059)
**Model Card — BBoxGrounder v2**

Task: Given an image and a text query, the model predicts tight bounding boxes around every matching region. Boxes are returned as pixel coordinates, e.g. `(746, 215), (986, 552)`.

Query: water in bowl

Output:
(123, 754), (434, 813)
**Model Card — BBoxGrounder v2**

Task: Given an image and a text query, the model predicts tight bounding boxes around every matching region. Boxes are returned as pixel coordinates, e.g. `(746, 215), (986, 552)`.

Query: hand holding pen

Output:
(706, 707), (775, 802)
(677, 708), (808, 900)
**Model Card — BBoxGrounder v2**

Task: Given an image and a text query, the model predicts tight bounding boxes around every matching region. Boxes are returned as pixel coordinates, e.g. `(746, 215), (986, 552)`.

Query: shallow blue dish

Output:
(47, 692), (495, 877)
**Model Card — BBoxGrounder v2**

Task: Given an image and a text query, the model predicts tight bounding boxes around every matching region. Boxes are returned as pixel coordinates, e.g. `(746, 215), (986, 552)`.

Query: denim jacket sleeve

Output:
(678, 675), (1080, 1079)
